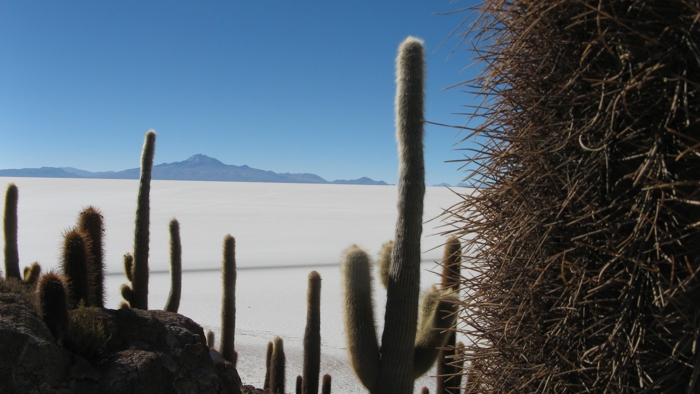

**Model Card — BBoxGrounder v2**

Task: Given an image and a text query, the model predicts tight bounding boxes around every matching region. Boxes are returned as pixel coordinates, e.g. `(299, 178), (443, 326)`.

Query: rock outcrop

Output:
(0, 292), (242, 393)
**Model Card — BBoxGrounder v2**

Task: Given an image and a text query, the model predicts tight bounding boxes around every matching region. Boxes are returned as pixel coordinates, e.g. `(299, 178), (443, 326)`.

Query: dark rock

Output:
(0, 293), (242, 394)
(0, 293), (74, 393)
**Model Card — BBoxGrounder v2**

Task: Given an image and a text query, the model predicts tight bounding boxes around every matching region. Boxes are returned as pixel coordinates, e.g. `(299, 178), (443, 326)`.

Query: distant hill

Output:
(0, 154), (389, 186)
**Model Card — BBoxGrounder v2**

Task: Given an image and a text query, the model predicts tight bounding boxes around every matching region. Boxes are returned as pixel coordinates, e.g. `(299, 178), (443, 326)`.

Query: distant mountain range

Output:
(0, 154), (389, 186)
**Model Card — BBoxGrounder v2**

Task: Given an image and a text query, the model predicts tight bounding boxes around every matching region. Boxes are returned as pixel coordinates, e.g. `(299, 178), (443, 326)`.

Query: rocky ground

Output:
(0, 292), (251, 393)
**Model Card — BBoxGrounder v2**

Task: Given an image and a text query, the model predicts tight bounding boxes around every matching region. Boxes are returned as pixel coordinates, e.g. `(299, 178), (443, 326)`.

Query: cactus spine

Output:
(38, 272), (69, 341)
(219, 234), (237, 365)
(437, 236), (462, 394)
(3, 183), (20, 280)
(321, 374), (331, 394)
(164, 218), (182, 313)
(269, 336), (286, 394)
(61, 229), (93, 308)
(303, 270), (322, 394)
(131, 129), (155, 310)
(78, 206), (105, 308)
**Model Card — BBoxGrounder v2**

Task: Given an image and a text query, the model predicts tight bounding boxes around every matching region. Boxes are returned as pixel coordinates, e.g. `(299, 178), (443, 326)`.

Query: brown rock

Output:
(0, 292), (242, 394)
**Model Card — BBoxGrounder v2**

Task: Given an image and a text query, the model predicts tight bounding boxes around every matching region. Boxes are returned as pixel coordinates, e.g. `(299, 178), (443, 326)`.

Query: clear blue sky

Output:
(0, 1), (481, 186)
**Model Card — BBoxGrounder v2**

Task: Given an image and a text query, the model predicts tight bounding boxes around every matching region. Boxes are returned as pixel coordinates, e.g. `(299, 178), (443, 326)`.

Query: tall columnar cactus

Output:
(321, 374), (331, 394)
(381, 35), (426, 393)
(38, 272), (69, 342)
(164, 218), (182, 313)
(296, 375), (303, 394)
(219, 234), (237, 365)
(303, 270), (322, 394)
(269, 336), (286, 394)
(264, 340), (273, 392)
(437, 237), (461, 394)
(78, 206), (105, 308)
(131, 129), (155, 310)
(341, 36), (428, 394)
(23, 262), (42, 288)
(61, 229), (94, 308)
(3, 183), (20, 280)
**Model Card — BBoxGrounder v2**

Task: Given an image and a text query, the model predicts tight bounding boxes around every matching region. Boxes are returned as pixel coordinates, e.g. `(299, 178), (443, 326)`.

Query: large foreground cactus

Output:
(447, 1), (700, 392)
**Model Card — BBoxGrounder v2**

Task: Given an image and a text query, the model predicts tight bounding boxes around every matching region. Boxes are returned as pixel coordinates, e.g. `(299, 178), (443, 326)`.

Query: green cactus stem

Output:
(321, 374), (331, 394)
(131, 129), (156, 310)
(413, 286), (459, 379)
(123, 253), (134, 282)
(341, 245), (380, 389)
(120, 253), (135, 308)
(437, 236), (462, 394)
(38, 272), (69, 342)
(270, 336), (286, 394)
(378, 35), (426, 394)
(377, 240), (393, 290)
(264, 340), (273, 392)
(3, 183), (20, 280)
(164, 218), (182, 313)
(206, 330), (215, 349)
(78, 206), (105, 308)
(23, 262), (42, 288)
(219, 234), (237, 365)
(61, 229), (94, 308)
(303, 270), (322, 394)
(120, 283), (134, 304)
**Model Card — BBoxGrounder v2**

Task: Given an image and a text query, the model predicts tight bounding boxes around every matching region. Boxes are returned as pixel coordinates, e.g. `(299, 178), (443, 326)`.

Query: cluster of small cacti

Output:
(262, 270), (332, 394)
(3, 183), (110, 345)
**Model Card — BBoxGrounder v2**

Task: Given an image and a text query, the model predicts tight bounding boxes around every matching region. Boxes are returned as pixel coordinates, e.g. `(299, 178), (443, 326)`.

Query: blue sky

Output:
(0, 1), (481, 186)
